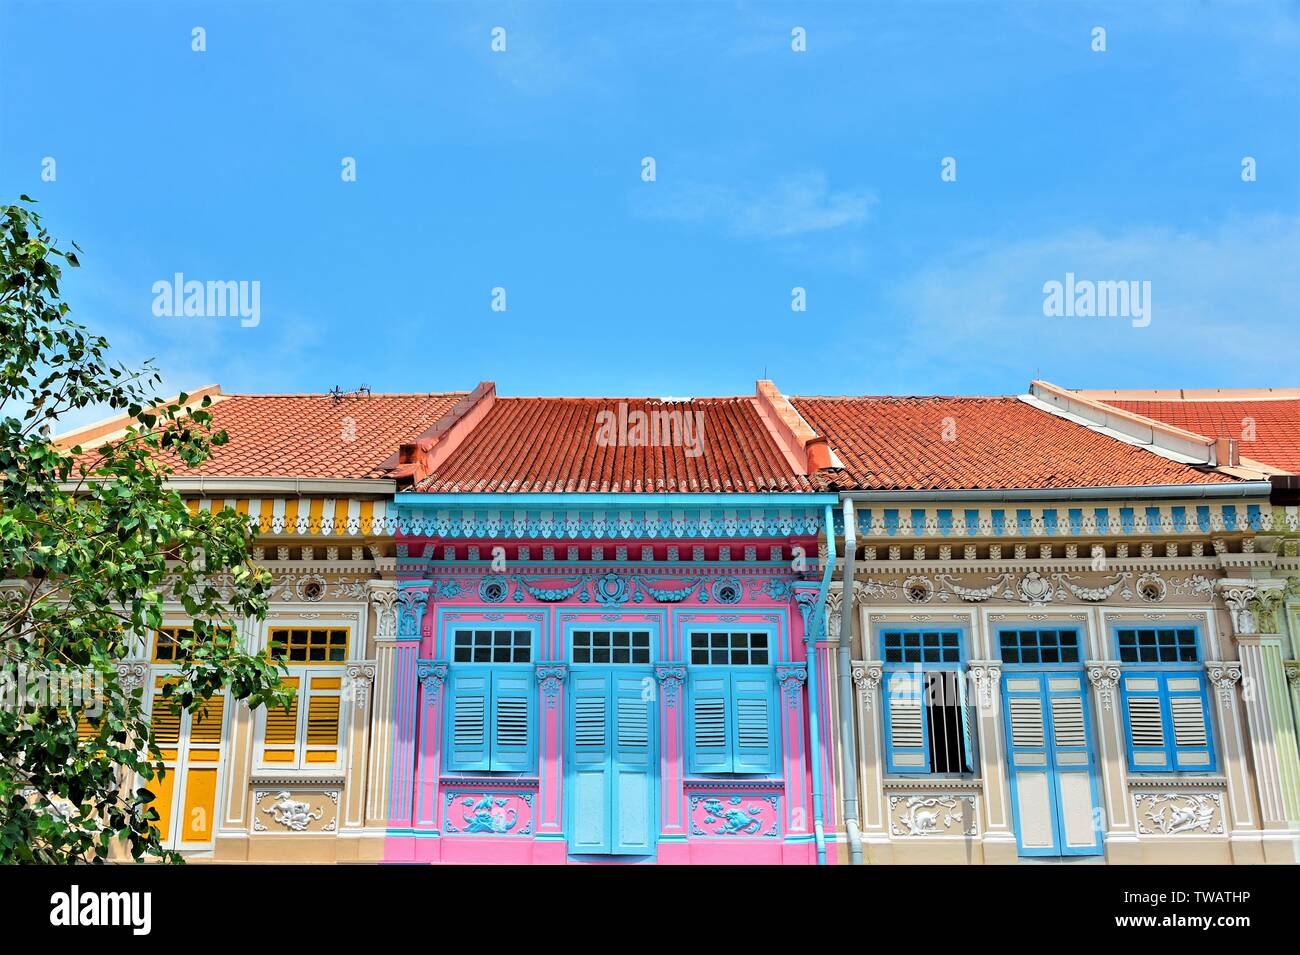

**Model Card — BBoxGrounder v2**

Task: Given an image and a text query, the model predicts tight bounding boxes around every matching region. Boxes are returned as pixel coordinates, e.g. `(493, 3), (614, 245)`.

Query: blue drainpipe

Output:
(806, 503), (836, 865)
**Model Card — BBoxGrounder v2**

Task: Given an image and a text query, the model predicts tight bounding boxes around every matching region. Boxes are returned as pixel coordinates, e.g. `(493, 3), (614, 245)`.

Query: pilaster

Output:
(968, 659), (1016, 863)
(1084, 660), (1139, 862)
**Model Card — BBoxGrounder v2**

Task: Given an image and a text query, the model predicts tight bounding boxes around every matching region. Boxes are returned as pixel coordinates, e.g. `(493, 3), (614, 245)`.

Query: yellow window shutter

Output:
(151, 696), (182, 746)
(189, 696), (225, 745)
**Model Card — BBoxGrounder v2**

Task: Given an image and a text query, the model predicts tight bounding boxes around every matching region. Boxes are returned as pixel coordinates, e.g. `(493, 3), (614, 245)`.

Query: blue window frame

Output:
(445, 627), (536, 773)
(1117, 627), (1199, 664)
(573, 629), (652, 665)
(880, 629), (973, 775)
(999, 628), (1082, 665)
(1114, 625), (1215, 773)
(686, 629), (778, 775)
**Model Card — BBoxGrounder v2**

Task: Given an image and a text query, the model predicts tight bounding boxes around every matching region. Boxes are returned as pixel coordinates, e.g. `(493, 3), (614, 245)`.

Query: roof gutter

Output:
(838, 483), (1271, 503)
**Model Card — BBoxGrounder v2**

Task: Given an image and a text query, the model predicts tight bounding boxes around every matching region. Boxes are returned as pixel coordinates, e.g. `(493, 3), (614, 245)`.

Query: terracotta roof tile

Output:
(791, 396), (1237, 491)
(75, 393), (465, 480)
(1100, 399), (1300, 474)
(415, 397), (812, 494)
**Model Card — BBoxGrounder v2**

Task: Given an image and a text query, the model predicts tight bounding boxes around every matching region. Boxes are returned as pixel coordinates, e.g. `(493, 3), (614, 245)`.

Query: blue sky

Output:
(2, 1), (1297, 425)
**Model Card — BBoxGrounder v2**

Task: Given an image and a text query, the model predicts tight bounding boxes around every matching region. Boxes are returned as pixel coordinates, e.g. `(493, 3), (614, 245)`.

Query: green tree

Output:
(0, 197), (292, 863)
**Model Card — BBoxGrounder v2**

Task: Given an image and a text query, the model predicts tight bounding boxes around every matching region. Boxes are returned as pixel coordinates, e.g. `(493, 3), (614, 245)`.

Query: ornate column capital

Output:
(851, 660), (883, 710)
(114, 660), (149, 692)
(653, 664), (686, 706)
(416, 661), (449, 704)
(367, 580), (400, 642)
(345, 662), (377, 706)
(967, 660), (1003, 711)
(775, 664), (808, 703)
(1085, 661), (1122, 711)
(1285, 660), (1300, 689)
(396, 586), (429, 639)
(1216, 578), (1286, 641)
(1205, 661), (1243, 705)
(535, 663), (569, 709)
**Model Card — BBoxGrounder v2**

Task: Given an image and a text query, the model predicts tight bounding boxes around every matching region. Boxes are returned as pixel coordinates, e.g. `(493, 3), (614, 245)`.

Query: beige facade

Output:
(825, 496), (1300, 864)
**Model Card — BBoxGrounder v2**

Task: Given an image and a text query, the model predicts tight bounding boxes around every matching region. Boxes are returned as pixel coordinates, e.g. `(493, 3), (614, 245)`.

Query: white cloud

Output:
(856, 213), (1300, 392)
(632, 171), (876, 239)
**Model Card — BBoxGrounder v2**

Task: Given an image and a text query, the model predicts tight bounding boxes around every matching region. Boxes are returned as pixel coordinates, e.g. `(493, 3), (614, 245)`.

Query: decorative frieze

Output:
(253, 789), (339, 833)
(1133, 791), (1224, 836)
(888, 794), (979, 837)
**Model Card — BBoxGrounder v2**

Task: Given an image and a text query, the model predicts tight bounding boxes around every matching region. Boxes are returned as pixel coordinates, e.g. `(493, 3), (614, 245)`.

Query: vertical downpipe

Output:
(807, 504), (836, 865)
(838, 498), (864, 864)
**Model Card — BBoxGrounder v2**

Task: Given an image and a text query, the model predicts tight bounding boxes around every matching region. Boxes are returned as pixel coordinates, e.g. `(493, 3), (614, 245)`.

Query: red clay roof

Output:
(415, 397), (812, 494)
(791, 396), (1238, 491)
(1101, 399), (1300, 474)
(73, 393), (466, 480)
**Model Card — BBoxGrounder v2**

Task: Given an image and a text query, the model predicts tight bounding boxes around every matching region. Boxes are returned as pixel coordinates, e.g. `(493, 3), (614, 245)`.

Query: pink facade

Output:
(382, 527), (835, 865)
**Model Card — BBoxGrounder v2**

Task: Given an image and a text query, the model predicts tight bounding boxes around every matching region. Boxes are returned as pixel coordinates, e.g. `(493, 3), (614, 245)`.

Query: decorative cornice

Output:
(392, 505), (826, 541)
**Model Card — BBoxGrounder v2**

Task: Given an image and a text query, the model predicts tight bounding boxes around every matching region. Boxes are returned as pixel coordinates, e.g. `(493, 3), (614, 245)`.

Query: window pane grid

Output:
(572, 630), (651, 664)
(1117, 627), (1199, 664)
(689, 631), (770, 666)
(451, 629), (532, 664)
(998, 629), (1081, 665)
(268, 627), (349, 664)
(153, 625), (234, 663)
(882, 631), (961, 665)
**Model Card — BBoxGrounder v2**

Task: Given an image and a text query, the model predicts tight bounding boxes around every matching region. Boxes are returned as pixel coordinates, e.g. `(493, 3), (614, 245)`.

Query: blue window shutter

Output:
(883, 670), (929, 774)
(688, 670), (732, 773)
(489, 669), (534, 771)
(570, 671), (611, 853)
(731, 672), (777, 773)
(1166, 672), (1215, 772)
(1120, 672), (1172, 772)
(446, 669), (490, 771)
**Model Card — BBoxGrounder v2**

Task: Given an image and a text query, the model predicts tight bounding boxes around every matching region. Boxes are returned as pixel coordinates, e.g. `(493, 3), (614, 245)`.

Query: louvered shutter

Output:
(731, 672), (777, 773)
(884, 670), (929, 773)
(688, 671), (732, 773)
(489, 669), (534, 770)
(446, 669), (490, 771)
(1050, 693), (1086, 749)
(261, 676), (300, 764)
(1121, 673), (1171, 772)
(569, 672), (611, 853)
(189, 696), (225, 745)
(1167, 673), (1214, 771)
